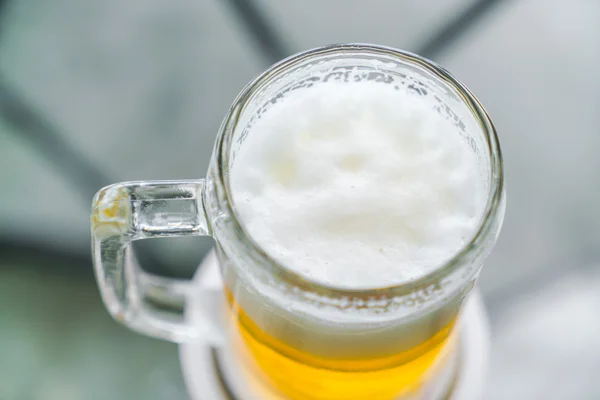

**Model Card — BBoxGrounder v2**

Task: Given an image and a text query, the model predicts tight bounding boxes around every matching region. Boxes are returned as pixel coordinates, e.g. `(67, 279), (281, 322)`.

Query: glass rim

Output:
(215, 43), (504, 298)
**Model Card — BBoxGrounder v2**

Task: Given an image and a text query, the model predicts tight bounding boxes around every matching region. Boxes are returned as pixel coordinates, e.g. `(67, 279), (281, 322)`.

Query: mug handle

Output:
(91, 180), (221, 343)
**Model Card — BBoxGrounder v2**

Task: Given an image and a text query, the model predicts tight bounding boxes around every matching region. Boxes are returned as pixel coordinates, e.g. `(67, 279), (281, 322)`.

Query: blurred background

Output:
(0, 0), (599, 399)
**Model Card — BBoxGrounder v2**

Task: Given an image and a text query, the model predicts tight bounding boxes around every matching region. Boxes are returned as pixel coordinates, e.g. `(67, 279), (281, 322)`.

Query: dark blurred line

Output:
(0, 0), (10, 23)
(0, 76), (110, 201)
(417, 0), (507, 59)
(0, 3), (192, 276)
(0, 238), (93, 277)
(0, 77), (177, 274)
(212, 348), (237, 400)
(222, 0), (289, 64)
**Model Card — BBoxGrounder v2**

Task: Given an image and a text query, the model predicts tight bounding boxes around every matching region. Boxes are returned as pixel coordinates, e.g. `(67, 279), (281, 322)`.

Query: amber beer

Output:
(235, 324), (454, 400)
(221, 270), (463, 400)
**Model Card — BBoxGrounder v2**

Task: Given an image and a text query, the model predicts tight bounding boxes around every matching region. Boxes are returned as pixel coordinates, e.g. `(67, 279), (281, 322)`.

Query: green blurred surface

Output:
(0, 259), (189, 400)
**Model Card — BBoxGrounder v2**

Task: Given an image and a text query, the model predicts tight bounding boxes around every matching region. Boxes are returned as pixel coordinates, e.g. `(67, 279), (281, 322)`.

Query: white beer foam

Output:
(231, 81), (485, 289)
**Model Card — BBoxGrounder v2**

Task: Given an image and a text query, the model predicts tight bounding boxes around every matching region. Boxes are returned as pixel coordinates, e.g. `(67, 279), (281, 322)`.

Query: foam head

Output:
(230, 60), (489, 290)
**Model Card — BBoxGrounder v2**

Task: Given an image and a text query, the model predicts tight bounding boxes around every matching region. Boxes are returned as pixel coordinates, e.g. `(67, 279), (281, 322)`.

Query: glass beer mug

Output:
(91, 44), (505, 400)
